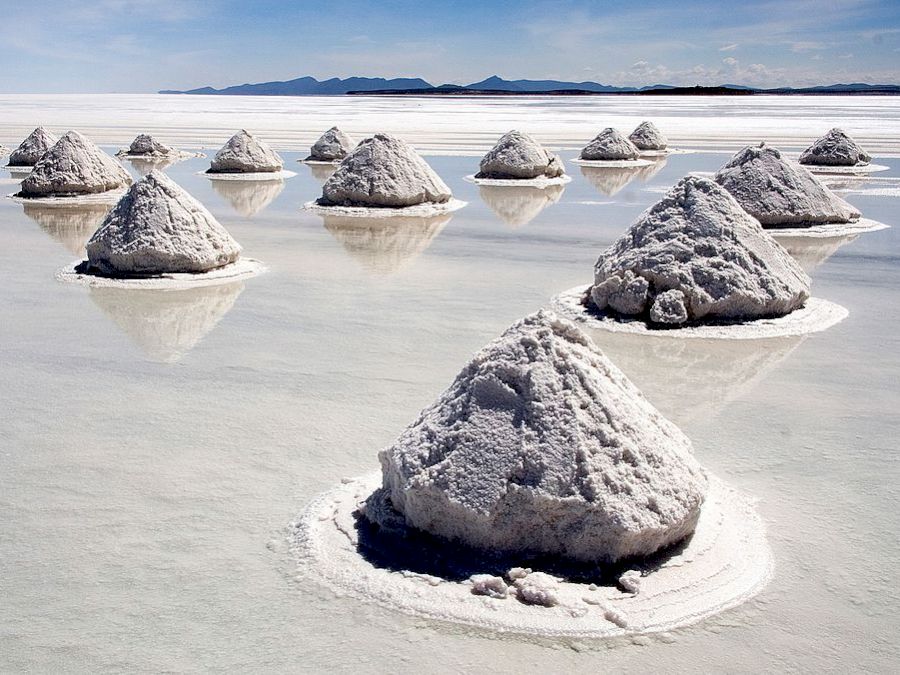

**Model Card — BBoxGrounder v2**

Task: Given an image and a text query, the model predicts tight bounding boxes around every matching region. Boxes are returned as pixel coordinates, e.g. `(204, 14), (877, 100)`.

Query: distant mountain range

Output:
(160, 75), (900, 96)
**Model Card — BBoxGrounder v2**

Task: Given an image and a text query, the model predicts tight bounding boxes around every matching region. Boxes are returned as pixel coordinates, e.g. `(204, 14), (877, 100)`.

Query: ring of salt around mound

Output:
(200, 170), (297, 181)
(8, 189), (128, 206)
(464, 174), (572, 188)
(299, 158), (343, 165)
(119, 150), (205, 160)
(291, 471), (772, 638)
(551, 285), (847, 340)
(637, 148), (693, 157)
(56, 257), (265, 290)
(766, 218), (889, 238)
(571, 158), (654, 168)
(801, 163), (889, 175)
(6, 165), (33, 175)
(303, 197), (467, 219)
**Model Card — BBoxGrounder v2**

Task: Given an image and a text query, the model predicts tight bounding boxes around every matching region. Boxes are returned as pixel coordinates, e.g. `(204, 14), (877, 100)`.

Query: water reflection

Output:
(478, 184), (564, 227)
(580, 158), (667, 196)
(774, 233), (860, 273)
(210, 179), (285, 217)
(123, 156), (180, 176)
(22, 203), (109, 255)
(322, 213), (451, 275)
(306, 163), (337, 184)
(88, 282), (244, 363)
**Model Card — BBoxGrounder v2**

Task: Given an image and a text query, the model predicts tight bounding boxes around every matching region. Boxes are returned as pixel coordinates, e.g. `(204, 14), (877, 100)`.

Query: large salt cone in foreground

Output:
(320, 133), (451, 207)
(308, 126), (355, 161)
(19, 131), (132, 197)
(8, 126), (58, 166)
(123, 134), (176, 157)
(85, 170), (241, 276)
(799, 128), (871, 167)
(580, 128), (640, 161)
(629, 121), (668, 151)
(372, 310), (708, 563)
(590, 175), (810, 325)
(208, 129), (283, 173)
(475, 130), (564, 179)
(714, 143), (860, 226)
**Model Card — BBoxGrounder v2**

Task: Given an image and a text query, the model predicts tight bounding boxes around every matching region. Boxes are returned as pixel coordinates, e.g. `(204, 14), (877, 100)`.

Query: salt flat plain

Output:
(0, 95), (898, 673)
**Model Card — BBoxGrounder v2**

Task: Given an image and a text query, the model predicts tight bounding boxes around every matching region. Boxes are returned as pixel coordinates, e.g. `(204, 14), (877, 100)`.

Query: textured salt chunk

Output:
(18, 131), (132, 197)
(320, 133), (451, 207)
(590, 175), (810, 324)
(799, 128), (871, 167)
(308, 126), (355, 161)
(372, 310), (708, 563)
(580, 128), (640, 161)
(8, 127), (58, 166)
(513, 572), (560, 607)
(208, 129), (283, 173)
(618, 570), (642, 594)
(122, 134), (176, 157)
(714, 143), (860, 226)
(476, 130), (565, 179)
(85, 170), (241, 276)
(507, 567), (532, 581)
(469, 574), (509, 599)
(629, 121), (668, 151)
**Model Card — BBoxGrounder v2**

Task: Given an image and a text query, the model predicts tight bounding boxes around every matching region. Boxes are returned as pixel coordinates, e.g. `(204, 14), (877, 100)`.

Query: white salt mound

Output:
(513, 572), (560, 607)
(590, 175), (810, 325)
(799, 128), (871, 167)
(629, 121), (668, 151)
(469, 574), (508, 599)
(18, 131), (132, 197)
(475, 130), (565, 179)
(122, 134), (176, 157)
(308, 127), (355, 161)
(85, 170), (241, 276)
(580, 128), (640, 161)
(208, 129), (283, 173)
(320, 133), (451, 207)
(372, 310), (708, 563)
(714, 143), (860, 226)
(8, 126), (58, 166)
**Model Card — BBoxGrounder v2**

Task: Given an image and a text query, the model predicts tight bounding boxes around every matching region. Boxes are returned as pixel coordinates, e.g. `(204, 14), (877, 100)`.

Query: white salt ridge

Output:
(802, 163), (889, 176)
(8, 126), (58, 166)
(305, 126), (355, 162)
(475, 131), (565, 180)
(572, 157), (653, 168)
(799, 128), (871, 167)
(580, 128), (641, 161)
(629, 121), (668, 151)
(57, 256), (264, 289)
(208, 129), (283, 173)
(465, 174), (571, 188)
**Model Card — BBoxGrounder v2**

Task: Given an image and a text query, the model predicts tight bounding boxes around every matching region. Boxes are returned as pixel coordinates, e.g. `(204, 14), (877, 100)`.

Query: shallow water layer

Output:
(0, 96), (899, 673)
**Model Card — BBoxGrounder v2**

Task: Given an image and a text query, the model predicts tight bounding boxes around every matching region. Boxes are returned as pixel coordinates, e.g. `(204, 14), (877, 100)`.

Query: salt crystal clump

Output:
(714, 143), (860, 226)
(208, 130), (283, 173)
(122, 134), (176, 157)
(513, 572), (560, 607)
(799, 128), (871, 167)
(470, 574), (508, 599)
(307, 127), (355, 161)
(475, 130), (564, 179)
(372, 310), (708, 563)
(320, 133), (451, 207)
(629, 121), (668, 151)
(84, 170), (241, 276)
(18, 131), (132, 198)
(580, 128), (640, 161)
(8, 127), (58, 166)
(590, 175), (810, 325)
(618, 570), (642, 594)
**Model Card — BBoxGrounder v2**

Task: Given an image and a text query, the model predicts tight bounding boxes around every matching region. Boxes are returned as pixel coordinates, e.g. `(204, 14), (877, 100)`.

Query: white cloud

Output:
(719, 43), (739, 52)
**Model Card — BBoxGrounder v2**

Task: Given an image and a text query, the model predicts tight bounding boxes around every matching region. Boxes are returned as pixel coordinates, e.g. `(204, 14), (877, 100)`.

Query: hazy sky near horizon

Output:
(2, 0), (899, 93)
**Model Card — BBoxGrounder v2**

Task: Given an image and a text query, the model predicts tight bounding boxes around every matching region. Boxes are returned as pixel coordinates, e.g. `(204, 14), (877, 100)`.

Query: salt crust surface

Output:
(766, 218), (889, 238)
(802, 163), (889, 175)
(303, 198), (466, 219)
(291, 471), (772, 638)
(57, 257), (265, 289)
(571, 158), (654, 168)
(464, 174), (572, 188)
(551, 286), (848, 340)
(200, 170), (296, 181)
(8, 188), (127, 206)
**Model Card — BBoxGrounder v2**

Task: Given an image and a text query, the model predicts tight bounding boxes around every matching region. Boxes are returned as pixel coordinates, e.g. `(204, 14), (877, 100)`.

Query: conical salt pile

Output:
(372, 310), (708, 563)
(590, 175), (810, 325)
(208, 130), (283, 173)
(475, 130), (564, 179)
(18, 131), (132, 198)
(84, 170), (241, 276)
(799, 128), (871, 167)
(319, 133), (452, 207)
(629, 121), (667, 151)
(580, 128), (640, 161)
(8, 127), (58, 166)
(714, 143), (860, 226)
(122, 134), (176, 157)
(307, 127), (355, 161)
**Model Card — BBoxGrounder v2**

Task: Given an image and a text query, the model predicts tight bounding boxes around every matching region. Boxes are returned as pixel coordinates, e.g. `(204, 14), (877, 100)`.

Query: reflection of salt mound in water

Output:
(88, 282), (244, 362)
(580, 165), (643, 196)
(210, 178), (285, 217)
(322, 212), (450, 274)
(774, 233), (859, 273)
(124, 155), (178, 176)
(799, 128), (870, 167)
(8, 127), (58, 167)
(22, 203), (110, 255)
(478, 183), (564, 226)
(307, 162), (337, 184)
(634, 157), (667, 181)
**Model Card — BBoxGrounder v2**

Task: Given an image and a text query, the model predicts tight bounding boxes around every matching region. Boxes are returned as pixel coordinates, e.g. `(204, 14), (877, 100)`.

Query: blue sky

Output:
(2, 0), (899, 92)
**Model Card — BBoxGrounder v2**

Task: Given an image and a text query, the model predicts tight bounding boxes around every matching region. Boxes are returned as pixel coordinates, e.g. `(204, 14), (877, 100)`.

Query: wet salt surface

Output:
(0, 96), (898, 672)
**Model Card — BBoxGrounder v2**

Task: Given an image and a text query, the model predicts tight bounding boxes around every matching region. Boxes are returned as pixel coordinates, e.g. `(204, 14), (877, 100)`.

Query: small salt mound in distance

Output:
(589, 175), (811, 326)
(319, 133), (452, 208)
(306, 127), (355, 162)
(119, 134), (177, 157)
(475, 130), (565, 180)
(629, 121), (667, 151)
(714, 143), (860, 226)
(799, 128), (871, 167)
(580, 128), (640, 161)
(17, 131), (132, 198)
(208, 129), (283, 173)
(8, 127), (58, 167)
(83, 170), (241, 277)
(371, 309), (708, 563)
